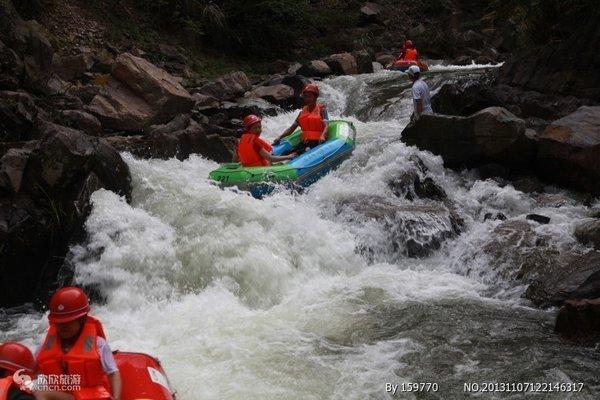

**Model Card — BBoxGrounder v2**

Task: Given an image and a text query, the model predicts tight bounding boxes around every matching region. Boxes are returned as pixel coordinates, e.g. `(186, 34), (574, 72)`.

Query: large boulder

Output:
(60, 109), (102, 136)
(360, 2), (383, 24)
(525, 251), (600, 307)
(432, 81), (502, 116)
(110, 53), (195, 121)
(0, 39), (23, 90)
(297, 60), (332, 78)
(499, 20), (600, 101)
(0, 90), (46, 141)
(195, 71), (252, 101)
(246, 84), (294, 108)
(86, 53), (195, 131)
(0, 125), (131, 307)
(535, 106), (600, 195)
(325, 52), (358, 75)
(106, 115), (234, 162)
(86, 78), (155, 132)
(51, 52), (94, 81)
(402, 107), (536, 169)
(335, 195), (462, 260)
(352, 50), (374, 74)
(575, 218), (600, 250)
(555, 298), (600, 344)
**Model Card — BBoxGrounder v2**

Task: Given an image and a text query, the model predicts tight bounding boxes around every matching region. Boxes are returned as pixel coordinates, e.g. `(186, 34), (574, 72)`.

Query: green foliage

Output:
(214, 0), (311, 58)
(491, 0), (599, 45)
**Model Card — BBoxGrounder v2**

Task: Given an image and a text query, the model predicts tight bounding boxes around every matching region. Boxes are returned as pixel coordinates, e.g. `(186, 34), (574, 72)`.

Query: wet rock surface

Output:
(0, 125), (131, 307)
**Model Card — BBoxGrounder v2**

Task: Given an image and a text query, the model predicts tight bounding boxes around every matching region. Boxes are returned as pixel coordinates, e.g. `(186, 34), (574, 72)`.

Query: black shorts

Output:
(296, 140), (322, 155)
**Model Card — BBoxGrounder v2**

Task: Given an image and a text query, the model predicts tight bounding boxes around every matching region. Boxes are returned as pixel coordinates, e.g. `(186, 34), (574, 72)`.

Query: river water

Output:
(2, 65), (600, 399)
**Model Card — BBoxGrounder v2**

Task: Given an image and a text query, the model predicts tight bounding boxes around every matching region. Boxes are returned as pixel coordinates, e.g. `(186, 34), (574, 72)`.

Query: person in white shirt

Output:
(407, 65), (433, 121)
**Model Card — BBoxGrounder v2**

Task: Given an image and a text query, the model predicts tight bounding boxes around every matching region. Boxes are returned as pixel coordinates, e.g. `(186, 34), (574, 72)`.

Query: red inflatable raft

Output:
(113, 352), (175, 400)
(389, 59), (429, 72)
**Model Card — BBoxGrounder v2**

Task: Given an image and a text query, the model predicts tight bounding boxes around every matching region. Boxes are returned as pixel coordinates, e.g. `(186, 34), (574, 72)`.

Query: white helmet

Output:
(407, 65), (420, 76)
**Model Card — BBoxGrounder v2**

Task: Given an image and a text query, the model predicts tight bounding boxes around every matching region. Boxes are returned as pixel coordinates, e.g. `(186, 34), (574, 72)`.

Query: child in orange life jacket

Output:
(34, 287), (121, 400)
(236, 114), (296, 167)
(274, 83), (329, 154)
(0, 342), (36, 400)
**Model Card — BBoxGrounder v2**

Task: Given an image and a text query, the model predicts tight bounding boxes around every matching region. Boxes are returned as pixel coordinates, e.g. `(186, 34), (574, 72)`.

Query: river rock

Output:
(360, 2), (383, 24)
(337, 195), (462, 259)
(575, 219), (600, 250)
(525, 251), (600, 307)
(499, 20), (600, 101)
(325, 52), (358, 75)
(352, 50), (373, 74)
(0, 125), (131, 307)
(0, 90), (46, 141)
(432, 81), (502, 116)
(60, 109), (102, 136)
(555, 298), (600, 344)
(51, 52), (94, 81)
(8, 19), (54, 88)
(0, 39), (23, 90)
(375, 53), (395, 67)
(111, 53), (194, 119)
(195, 71), (252, 101)
(247, 84), (294, 108)
(535, 106), (600, 195)
(297, 60), (331, 78)
(86, 53), (195, 131)
(402, 107), (536, 169)
(107, 117), (234, 162)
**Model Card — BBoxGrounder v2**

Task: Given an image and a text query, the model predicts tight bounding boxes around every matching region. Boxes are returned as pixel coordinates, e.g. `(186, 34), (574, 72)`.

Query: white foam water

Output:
(2, 65), (599, 399)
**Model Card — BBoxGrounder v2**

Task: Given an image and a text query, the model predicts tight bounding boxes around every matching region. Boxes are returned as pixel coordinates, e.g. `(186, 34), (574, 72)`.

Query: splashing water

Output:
(2, 66), (600, 399)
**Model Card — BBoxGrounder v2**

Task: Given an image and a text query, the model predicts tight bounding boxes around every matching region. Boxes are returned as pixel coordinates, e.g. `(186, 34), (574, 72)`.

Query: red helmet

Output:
(405, 40), (414, 49)
(301, 83), (320, 97)
(0, 342), (36, 374)
(48, 286), (90, 324)
(242, 114), (262, 128)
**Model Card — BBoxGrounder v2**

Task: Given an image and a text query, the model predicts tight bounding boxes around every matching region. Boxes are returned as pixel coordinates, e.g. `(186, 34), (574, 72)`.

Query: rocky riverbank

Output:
(1, 0), (599, 346)
(401, 18), (600, 344)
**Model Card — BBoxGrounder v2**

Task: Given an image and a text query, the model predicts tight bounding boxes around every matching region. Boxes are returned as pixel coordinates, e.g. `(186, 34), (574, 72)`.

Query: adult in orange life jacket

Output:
(34, 287), (121, 400)
(274, 83), (329, 153)
(0, 342), (36, 400)
(402, 40), (418, 61)
(236, 115), (296, 167)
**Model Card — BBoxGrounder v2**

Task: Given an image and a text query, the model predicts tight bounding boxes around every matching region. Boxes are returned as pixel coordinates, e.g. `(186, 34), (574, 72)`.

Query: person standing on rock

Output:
(236, 115), (296, 167)
(407, 65), (433, 121)
(0, 342), (36, 400)
(34, 287), (122, 400)
(274, 83), (329, 154)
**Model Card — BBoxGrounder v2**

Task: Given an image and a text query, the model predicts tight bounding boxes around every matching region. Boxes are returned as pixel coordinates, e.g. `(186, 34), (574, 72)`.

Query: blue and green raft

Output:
(209, 120), (356, 197)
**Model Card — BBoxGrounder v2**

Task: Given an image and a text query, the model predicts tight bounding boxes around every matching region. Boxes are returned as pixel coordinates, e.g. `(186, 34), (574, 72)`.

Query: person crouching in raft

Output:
(274, 83), (329, 154)
(237, 114), (296, 167)
(0, 342), (36, 400)
(34, 287), (121, 400)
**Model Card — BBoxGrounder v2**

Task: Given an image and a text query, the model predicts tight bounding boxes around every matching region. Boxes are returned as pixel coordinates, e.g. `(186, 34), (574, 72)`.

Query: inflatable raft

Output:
(113, 352), (175, 400)
(209, 120), (356, 197)
(388, 59), (429, 72)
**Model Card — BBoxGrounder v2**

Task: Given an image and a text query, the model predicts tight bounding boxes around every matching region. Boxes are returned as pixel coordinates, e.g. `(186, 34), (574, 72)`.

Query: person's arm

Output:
(415, 99), (423, 115)
(320, 107), (329, 141)
(275, 119), (299, 143)
(108, 372), (122, 400)
(259, 148), (296, 163)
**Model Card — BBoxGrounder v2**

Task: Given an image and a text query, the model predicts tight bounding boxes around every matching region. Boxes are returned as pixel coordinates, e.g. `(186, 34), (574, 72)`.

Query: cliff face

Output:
(500, 20), (600, 101)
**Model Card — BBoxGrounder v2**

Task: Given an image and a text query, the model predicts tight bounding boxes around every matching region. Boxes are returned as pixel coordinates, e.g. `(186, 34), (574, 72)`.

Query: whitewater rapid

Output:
(3, 65), (600, 399)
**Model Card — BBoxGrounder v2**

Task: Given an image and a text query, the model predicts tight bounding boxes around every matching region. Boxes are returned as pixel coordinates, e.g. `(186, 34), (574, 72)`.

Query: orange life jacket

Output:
(37, 316), (111, 400)
(404, 48), (418, 61)
(237, 132), (272, 167)
(0, 377), (14, 400)
(298, 104), (326, 142)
